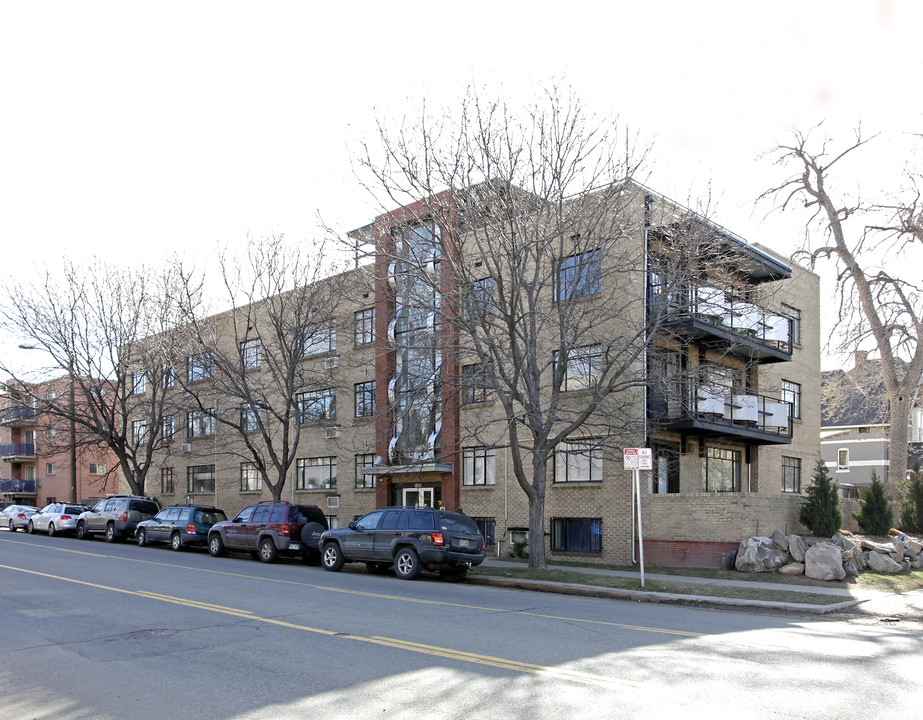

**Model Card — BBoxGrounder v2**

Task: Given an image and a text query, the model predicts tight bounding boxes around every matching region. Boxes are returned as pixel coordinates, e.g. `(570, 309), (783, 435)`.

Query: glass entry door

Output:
(402, 487), (435, 508)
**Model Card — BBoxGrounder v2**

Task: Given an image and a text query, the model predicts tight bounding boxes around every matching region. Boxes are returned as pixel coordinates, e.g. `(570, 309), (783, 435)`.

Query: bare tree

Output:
(174, 235), (350, 501)
(1, 260), (194, 496)
(763, 128), (923, 496)
(351, 86), (725, 567)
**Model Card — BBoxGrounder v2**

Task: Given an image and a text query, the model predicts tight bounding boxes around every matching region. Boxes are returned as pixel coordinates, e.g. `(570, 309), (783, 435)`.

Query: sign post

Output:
(624, 448), (652, 588)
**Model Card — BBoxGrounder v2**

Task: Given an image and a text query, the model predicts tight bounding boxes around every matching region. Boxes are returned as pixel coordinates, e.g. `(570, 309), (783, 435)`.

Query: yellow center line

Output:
(0, 535), (704, 638)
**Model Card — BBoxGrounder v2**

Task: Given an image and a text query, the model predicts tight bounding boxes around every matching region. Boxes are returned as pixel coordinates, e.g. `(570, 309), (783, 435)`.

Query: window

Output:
(46, 463), (56, 475)
(132, 371), (146, 395)
(466, 277), (495, 321)
(187, 464), (215, 493)
(355, 454), (376, 489)
(162, 364), (174, 389)
(241, 339), (262, 370)
(241, 404), (260, 432)
(462, 447), (496, 486)
(782, 304), (802, 346)
(554, 441), (602, 483)
(297, 389), (336, 424)
(354, 381), (375, 418)
(472, 517), (495, 548)
(557, 250), (601, 301)
(781, 380), (801, 420)
(837, 448), (849, 472)
(160, 467), (174, 494)
(162, 415), (174, 441)
(551, 517), (602, 553)
(296, 457), (337, 490)
(354, 308), (375, 346)
(462, 364), (491, 404)
(782, 456), (802, 493)
(325, 515), (339, 529)
(558, 345), (601, 391)
(132, 419), (148, 445)
(240, 462), (262, 492)
(187, 409), (215, 438)
(187, 353), (214, 382)
(301, 320), (336, 357)
(89, 463), (106, 475)
(46, 427), (57, 437)
(704, 447), (741, 492)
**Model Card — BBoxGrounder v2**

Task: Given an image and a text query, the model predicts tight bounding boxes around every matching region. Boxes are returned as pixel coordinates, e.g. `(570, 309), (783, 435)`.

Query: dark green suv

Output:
(320, 506), (485, 581)
(136, 505), (228, 551)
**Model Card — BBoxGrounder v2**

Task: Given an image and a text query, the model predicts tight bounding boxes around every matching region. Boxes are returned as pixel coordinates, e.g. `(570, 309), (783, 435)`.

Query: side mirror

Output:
(348, 521), (358, 530)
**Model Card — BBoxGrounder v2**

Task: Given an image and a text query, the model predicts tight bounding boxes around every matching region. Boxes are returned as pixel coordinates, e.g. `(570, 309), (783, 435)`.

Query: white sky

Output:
(2, 0), (921, 372)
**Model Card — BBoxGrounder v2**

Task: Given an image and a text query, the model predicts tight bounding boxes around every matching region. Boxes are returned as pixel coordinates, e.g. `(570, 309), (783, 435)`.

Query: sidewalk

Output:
(471, 558), (923, 618)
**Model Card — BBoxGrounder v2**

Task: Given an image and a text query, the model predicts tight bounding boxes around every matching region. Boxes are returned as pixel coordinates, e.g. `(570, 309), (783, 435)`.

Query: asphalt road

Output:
(1, 529), (920, 720)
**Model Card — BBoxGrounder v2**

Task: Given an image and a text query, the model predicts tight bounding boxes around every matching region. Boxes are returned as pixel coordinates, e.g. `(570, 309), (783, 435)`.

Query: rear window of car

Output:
(130, 500), (160, 515)
(64, 506), (86, 514)
(295, 505), (327, 525)
(438, 512), (480, 534)
(407, 510), (435, 531)
(195, 510), (227, 524)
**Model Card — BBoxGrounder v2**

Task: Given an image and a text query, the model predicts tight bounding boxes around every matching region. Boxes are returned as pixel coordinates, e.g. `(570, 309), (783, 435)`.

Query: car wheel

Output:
(439, 566), (468, 583)
(105, 523), (118, 543)
(137, 528), (148, 547)
(258, 537), (278, 563)
(170, 532), (183, 552)
(321, 542), (344, 572)
(394, 547), (421, 580)
(366, 562), (390, 575)
(9, 519), (17, 532)
(208, 534), (226, 557)
(48, 523), (56, 538)
(27, 520), (34, 534)
(76, 521), (89, 540)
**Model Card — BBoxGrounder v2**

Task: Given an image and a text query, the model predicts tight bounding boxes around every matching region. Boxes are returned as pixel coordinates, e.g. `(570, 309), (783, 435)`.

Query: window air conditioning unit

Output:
(181, 442), (193, 452)
(324, 355), (340, 369)
(327, 496), (339, 509)
(325, 426), (340, 439)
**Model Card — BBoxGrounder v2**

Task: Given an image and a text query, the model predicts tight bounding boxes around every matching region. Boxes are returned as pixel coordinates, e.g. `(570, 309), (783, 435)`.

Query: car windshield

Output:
(438, 512), (480, 534)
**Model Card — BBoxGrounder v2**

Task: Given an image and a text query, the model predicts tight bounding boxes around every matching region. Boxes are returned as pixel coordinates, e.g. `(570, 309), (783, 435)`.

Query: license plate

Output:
(289, 542), (301, 551)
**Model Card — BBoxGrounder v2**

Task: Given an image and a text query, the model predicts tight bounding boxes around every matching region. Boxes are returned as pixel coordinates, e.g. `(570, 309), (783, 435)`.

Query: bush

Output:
(899, 463), (923, 534)
(855, 471), (894, 536)
(799, 460), (842, 536)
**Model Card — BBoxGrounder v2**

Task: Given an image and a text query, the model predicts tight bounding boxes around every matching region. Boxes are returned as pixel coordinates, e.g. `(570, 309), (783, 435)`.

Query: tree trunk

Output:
(887, 394), (910, 499)
(527, 455), (547, 568)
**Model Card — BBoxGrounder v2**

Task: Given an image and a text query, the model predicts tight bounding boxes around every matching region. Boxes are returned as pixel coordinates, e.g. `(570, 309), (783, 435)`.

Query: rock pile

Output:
(734, 531), (922, 581)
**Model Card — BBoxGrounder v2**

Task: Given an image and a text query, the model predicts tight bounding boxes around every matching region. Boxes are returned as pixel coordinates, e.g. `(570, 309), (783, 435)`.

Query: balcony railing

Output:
(0, 443), (37, 460)
(0, 405), (39, 426)
(0, 478), (37, 494)
(649, 380), (793, 444)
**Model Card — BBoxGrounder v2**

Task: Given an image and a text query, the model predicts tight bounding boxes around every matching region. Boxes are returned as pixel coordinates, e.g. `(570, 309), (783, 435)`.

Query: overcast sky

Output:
(2, 0), (921, 372)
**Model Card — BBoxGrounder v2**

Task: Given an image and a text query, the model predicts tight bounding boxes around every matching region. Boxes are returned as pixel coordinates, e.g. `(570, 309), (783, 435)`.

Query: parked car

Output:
(75, 495), (160, 542)
(320, 506), (486, 581)
(1, 504), (40, 532)
(136, 505), (228, 551)
(27, 503), (89, 536)
(207, 501), (328, 563)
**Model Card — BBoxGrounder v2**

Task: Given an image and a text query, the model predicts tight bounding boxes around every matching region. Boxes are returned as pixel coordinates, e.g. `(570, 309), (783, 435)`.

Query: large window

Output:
(472, 517), (495, 548)
(554, 441), (602, 483)
(462, 364), (491, 404)
(297, 389), (336, 424)
(355, 454), (376, 489)
(241, 339), (262, 370)
(162, 364), (174, 389)
(241, 404), (260, 433)
(466, 277), (495, 321)
(240, 462), (262, 492)
(297, 457), (337, 490)
(162, 415), (174, 441)
(558, 345), (601, 391)
(837, 448), (849, 472)
(782, 456), (802, 493)
(557, 250), (601, 301)
(782, 304), (802, 346)
(132, 371), (146, 395)
(301, 320), (336, 357)
(781, 380), (801, 420)
(160, 467), (174, 494)
(187, 409), (215, 438)
(187, 353), (214, 382)
(132, 420), (148, 446)
(704, 447), (741, 492)
(462, 447), (496, 486)
(354, 381), (375, 418)
(354, 308), (375, 346)
(551, 517), (602, 553)
(187, 465), (215, 493)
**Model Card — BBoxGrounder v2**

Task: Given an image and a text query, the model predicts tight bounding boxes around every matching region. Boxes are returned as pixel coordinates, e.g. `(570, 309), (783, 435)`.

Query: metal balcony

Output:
(0, 443), (37, 462)
(0, 478), (37, 495)
(0, 405), (39, 427)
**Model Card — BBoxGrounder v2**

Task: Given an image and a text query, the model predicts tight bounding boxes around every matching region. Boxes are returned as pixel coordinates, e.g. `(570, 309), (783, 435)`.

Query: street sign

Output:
(623, 447), (652, 471)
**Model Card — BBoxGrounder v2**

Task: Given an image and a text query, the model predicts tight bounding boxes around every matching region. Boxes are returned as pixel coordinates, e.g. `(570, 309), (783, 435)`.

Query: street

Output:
(1, 530), (920, 719)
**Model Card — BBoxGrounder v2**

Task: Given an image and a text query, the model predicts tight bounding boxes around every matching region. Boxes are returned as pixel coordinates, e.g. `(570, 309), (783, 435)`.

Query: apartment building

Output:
(138, 180), (820, 567)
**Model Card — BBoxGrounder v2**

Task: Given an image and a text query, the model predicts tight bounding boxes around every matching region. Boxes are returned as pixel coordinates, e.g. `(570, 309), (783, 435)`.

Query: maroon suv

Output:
(207, 501), (328, 564)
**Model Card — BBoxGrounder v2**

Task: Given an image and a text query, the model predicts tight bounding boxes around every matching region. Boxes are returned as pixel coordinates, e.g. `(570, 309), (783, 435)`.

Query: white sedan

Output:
(28, 503), (90, 536)
(1, 504), (40, 532)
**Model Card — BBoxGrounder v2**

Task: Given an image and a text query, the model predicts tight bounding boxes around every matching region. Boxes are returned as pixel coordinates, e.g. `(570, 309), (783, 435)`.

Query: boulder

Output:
(778, 562), (805, 576)
(788, 534), (809, 563)
(841, 536), (865, 570)
(861, 539), (896, 554)
(805, 542), (846, 581)
(735, 537), (790, 573)
(843, 561), (860, 577)
(831, 532), (847, 549)
(866, 550), (903, 574)
(720, 549), (738, 571)
(770, 529), (789, 552)
(908, 539), (922, 557)
(911, 557), (922, 569)
(840, 548), (854, 562)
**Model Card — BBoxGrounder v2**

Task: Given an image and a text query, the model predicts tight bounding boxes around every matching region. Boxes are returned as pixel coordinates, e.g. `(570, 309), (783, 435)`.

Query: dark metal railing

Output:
(0, 405), (39, 424)
(0, 478), (37, 494)
(0, 443), (37, 458)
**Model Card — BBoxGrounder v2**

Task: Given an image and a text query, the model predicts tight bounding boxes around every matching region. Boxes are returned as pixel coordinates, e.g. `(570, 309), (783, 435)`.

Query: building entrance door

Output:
(402, 487), (435, 508)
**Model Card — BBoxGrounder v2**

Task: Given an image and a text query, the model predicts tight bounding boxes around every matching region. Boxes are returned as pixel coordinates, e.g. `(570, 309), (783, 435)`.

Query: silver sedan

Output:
(28, 503), (90, 536)
(1, 504), (40, 532)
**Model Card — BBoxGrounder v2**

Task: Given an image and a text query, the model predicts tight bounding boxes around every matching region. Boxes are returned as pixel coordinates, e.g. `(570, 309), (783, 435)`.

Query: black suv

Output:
(207, 501), (328, 563)
(136, 505), (228, 551)
(76, 495), (161, 542)
(320, 506), (485, 581)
